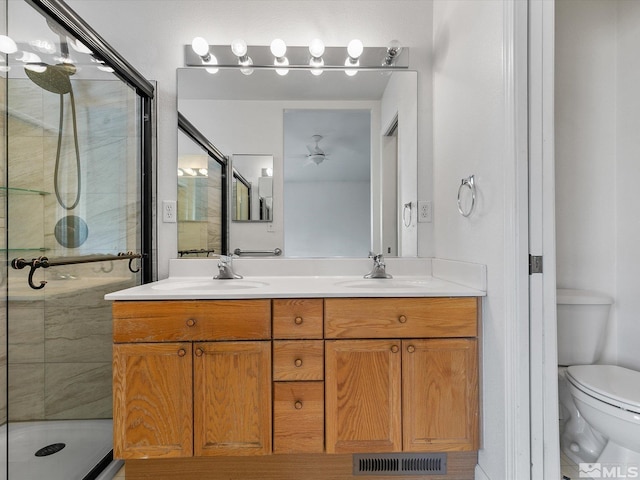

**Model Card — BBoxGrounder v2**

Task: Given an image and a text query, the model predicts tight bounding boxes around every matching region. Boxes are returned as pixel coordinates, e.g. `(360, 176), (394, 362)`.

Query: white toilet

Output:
(557, 288), (640, 470)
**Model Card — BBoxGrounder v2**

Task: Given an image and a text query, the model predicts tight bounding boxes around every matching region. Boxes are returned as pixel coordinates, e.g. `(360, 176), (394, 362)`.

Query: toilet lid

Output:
(567, 365), (640, 413)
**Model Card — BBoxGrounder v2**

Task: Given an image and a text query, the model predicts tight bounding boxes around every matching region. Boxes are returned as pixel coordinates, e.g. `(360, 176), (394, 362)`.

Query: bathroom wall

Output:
(556, 0), (640, 370)
(432, 1), (520, 479)
(65, 0), (435, 278)
(614, 0), (640, 371)
(555, 0), (618, 363)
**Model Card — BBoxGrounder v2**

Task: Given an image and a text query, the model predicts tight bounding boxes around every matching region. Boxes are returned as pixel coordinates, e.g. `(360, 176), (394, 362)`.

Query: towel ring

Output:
(402, 202), (413, 227)
(457, 175), (476, 217)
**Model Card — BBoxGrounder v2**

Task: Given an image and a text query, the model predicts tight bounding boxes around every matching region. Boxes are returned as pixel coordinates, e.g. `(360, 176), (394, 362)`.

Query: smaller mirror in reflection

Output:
(231, 154), (273, 222)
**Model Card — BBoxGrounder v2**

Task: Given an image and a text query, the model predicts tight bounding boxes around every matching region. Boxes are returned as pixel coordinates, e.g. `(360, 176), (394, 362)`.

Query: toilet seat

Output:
(567, 365), (640, 414)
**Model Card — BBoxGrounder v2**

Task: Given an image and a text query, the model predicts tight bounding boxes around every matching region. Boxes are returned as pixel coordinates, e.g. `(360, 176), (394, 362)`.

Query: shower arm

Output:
(10, 252), (145, 290)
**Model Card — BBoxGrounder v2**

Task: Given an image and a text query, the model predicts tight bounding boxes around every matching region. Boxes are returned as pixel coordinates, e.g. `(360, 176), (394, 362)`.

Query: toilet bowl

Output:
(566, 365), (640, 468)
(557, 289), (640, 470)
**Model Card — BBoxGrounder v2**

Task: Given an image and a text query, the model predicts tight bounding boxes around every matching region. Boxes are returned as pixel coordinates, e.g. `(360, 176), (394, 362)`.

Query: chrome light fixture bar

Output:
(185, 42), (409, 72)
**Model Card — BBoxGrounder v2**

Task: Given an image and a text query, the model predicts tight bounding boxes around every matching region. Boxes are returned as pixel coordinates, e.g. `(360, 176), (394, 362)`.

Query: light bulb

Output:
(347, 39), (363, 59)
(24, 64), (47, 73)
(275, 56), (289, 76)
(270, 38), (287, 59)
(97, 65), (114, 73)
(231, 38), (247, 57)
(309, 38), (325, 58)
(204, 54), (218, 74)
(178, 168), (184, 177)
(30, 39), (56, 54)
(240, 56), (254, 75)
(184, 168), (196, 176)
(192, 37), (210, 57)
(16, 51), (41, 64)
(199, 168), (208, 176)
(68, 38), (92, 55)
(344, 57), (358, 76)
(0, 35), (17, 54)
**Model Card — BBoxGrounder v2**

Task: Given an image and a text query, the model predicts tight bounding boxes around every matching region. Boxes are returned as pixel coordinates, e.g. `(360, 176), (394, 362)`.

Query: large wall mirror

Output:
(177, 67), (418, 257)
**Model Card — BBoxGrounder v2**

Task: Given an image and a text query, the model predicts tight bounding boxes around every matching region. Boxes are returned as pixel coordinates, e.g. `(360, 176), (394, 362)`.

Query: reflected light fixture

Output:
(345, 38), (363, 76)
(270, 38), (289, 76)
(231, 38), (253, 75)
(308, 38), (325, 76)
(191, 36), (218, 74)
(383, 40), (403, 66)
(0, 35), (17, 54)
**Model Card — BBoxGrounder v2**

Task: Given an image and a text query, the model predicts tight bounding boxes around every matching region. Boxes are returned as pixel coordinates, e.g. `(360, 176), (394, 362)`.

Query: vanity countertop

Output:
(105, 274), (485, 301)
(105, 259), (486, 300)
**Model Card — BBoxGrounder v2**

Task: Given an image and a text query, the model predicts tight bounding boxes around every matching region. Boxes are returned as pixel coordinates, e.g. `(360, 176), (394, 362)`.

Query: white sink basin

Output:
(151, 280), (268, 291)
(334, 279), (433, 289)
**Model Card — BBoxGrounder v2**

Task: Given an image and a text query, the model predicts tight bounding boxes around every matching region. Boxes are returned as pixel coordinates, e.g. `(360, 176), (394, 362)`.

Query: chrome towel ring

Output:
(457, 175), (476, 217)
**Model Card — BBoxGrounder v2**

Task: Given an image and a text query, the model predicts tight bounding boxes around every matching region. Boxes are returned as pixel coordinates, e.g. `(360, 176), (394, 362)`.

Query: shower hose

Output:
(54, 88), (81, 210)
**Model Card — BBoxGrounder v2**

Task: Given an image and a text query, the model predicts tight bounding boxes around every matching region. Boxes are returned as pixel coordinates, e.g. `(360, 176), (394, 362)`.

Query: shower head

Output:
(25, 63), (76, 94)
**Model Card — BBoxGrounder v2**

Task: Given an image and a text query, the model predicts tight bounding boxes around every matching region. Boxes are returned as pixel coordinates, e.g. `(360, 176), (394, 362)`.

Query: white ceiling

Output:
(283, 109), (371, 183)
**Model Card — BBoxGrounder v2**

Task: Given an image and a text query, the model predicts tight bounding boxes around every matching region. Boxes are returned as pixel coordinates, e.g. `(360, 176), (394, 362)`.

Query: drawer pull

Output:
(398, 315), (407, 324)
(195, 348), (204, 357)
(186, 318), (196, 327)
(294, 358), (303, 367)
(177, 348), (186, 357)
(294, 316), (303, 325)
(407, 345), (416, 353)
(294, 401), (303, 410)
(391, 345), (399, 353)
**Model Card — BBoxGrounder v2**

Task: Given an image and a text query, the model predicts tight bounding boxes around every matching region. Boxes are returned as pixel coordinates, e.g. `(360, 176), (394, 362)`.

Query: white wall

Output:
(65, 0), (435, 278)
(555, 0), (618, 362)
(556, 0), (640, 370)
(432, 1), (517, 479)
(614, 0), (640, 370)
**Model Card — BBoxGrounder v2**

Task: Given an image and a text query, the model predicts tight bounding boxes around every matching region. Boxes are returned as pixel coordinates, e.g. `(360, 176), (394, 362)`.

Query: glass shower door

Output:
(4, 1), (151, 478)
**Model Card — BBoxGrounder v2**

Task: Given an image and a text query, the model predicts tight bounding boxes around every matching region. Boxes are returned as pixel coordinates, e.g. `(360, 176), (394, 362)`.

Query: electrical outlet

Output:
(418, 201), (432, 223)
(162, 200), (177, 223)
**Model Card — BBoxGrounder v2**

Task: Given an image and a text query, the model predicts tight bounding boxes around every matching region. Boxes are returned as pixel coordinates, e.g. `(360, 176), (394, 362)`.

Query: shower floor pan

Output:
(2, 419), (122, 480)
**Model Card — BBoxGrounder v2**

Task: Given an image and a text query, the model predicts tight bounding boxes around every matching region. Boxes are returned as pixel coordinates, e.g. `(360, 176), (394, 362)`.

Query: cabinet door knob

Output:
(294, 401), (303, 410)
(195, 348), (204, 357)
(398, 315), (407, 324)
(294, 316), (303, 325)
(186, 318), (196, 327)
(177, 348), (186, 357)
(391, 345), (399, 353)
(294, 358), (303, 367)
(407, 345), (416, 353)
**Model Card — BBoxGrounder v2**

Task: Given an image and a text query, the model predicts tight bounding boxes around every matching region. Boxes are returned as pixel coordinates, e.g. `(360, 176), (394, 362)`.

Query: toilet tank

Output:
(557, 289), (612, 366)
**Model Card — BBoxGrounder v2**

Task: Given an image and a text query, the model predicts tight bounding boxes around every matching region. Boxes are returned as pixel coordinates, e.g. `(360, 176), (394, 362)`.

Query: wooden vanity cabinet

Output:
(324, 297), (479, 454)
(112, 300), (272, 460)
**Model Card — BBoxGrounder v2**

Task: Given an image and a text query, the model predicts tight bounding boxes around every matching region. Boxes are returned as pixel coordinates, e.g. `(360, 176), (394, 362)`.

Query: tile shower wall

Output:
(7, 78), (139, 421)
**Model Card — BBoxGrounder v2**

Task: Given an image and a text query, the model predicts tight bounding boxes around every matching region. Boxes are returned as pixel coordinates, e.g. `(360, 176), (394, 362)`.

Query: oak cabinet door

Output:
(113, 343), (193, 459)
(325, 339), (402, 453)
(402, 338), (479, 451)
(194, 341), (272, 456)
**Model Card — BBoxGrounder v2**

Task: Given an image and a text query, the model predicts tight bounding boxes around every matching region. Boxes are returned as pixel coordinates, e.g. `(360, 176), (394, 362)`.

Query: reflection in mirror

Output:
(232, 154), (274, 222)
(177, 120), (227, 257)
(177, 68), (417, 257)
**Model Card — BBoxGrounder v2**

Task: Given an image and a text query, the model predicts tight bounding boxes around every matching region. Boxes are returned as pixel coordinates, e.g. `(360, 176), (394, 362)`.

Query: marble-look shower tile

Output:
(8, 305), (44, 364)
(8, 79), (44, 137)
(8, 135), (45, 192)
(44, 302), (112, 363)
(8, 194), (47, 251)
(8, 363), (45, 421)
(44, 362), (112, 419)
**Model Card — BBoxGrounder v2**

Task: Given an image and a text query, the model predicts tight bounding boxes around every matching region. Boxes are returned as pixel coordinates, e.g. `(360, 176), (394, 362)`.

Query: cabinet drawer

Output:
(324, 297), (478, 339)
(272, 299), (323, 339)
(273, 340), (324, 381)
(273, 381), (324, 454)
(113, 300), (271, 342)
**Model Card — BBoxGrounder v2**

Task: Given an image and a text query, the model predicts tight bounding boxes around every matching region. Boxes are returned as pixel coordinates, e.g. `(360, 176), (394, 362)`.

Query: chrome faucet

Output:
(364, 252), (392, 279)
(214, 255), (243, 279)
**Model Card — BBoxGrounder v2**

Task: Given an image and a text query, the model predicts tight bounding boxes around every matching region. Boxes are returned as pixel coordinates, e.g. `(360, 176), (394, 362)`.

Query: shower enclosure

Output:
(1, 0), (155, 478)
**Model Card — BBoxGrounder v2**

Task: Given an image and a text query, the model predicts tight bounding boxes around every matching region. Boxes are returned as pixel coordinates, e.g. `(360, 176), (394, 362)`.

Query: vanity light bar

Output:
(184, 44), (409, 71)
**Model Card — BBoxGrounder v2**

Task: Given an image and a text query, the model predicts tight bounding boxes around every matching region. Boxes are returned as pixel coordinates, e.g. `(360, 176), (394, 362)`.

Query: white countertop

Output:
(104, 258), (486, 301)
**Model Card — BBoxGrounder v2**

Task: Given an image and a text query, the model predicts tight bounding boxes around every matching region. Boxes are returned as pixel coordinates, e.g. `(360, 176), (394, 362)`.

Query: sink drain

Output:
(35, 443), (66, 457)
